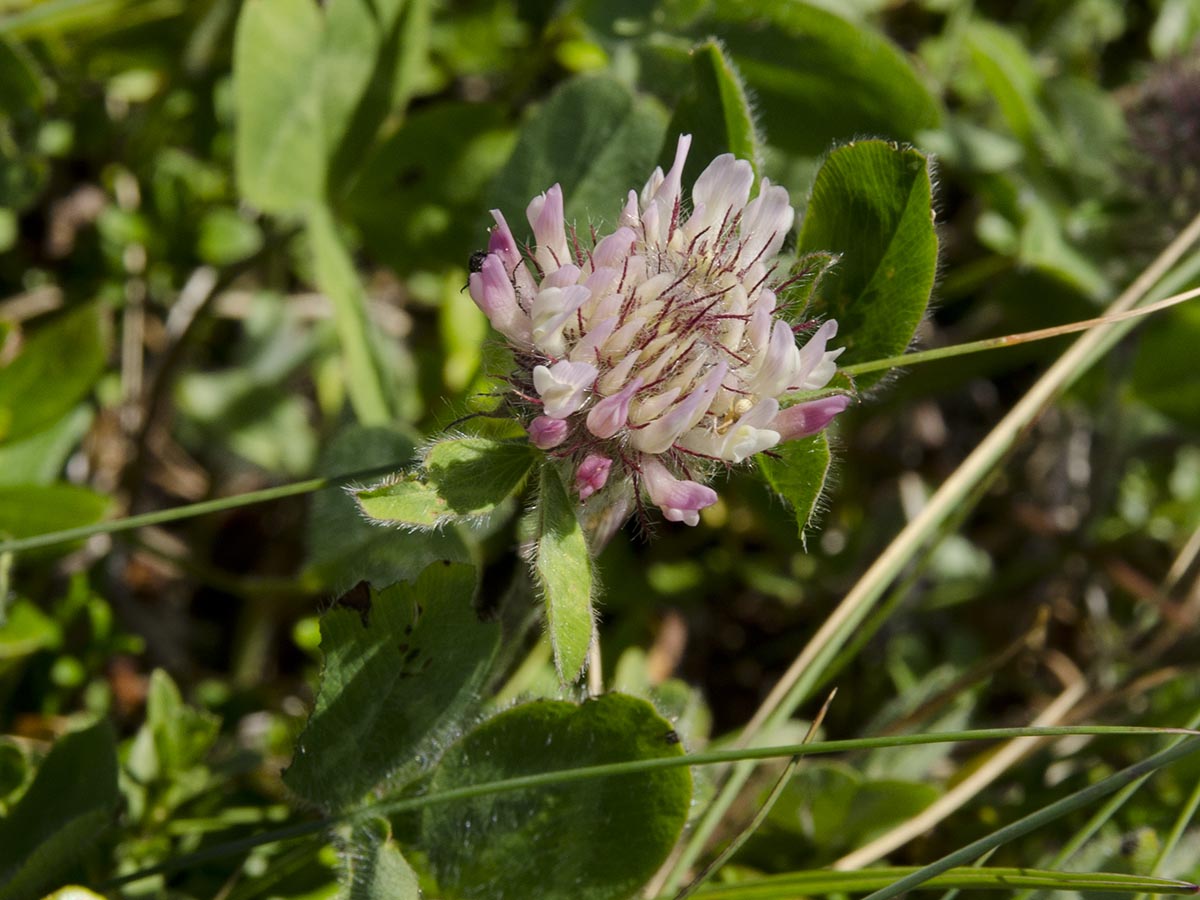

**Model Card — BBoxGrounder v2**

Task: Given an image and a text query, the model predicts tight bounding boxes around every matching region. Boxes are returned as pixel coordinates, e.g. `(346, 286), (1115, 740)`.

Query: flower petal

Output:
(749, 320), (802, 398)
(586, 377), (643, 439)
(737, 179), (794, 268)
(568, 315), (618, 364)
(528, 415), (569, 449)
(641, 457), (717, 527)
(533, 360), (598, 418)
(719, 399), (781, 462)
(543, 263), (582, 289)
(631, 361), (728, 454)
(619, 189), (640, 229)
(575, 453), (613, 500)
(527, 184), (571, 274)
(686, 154), (753, 240)
(641, 134), (691, 242)
(794, 320), (844, 390)
(468, 254), (532, 345)
(487, 209), (523, 273)
(772, 394), (851, 442)
(531, 284), (591, 356)
(592, 226), (637, 271)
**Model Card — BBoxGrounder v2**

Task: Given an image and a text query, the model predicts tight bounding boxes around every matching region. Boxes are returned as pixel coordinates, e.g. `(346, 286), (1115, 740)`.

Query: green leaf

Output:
(233, 0), (326, 213)
(487, 75), (668, 231)
(0, 407), (91, 486)
(963, 21), (1057, 160)
(356, 437), (537, 528)
(196, 207), (263, 265)
(424, 437), (537, 514)
(757, 433), (831, 542)
(535, 464), (593, 684)
(1132, 300), (1200, 431)
(1151, 0), (1200, 59)
(0, 720), (118, 900)
(172, 294), (320, 474)
(1016, 198), (1108, 300)
(346, 101), (516, 274)
(0, 38), (46, 115)
(0, 0), (179, 40)
(306, 425), (471, 593)
(688, 867), (1200, 898)
(1043, 77), (1126, 189)
(0, 304), (106, 445)
(440, 277), (490, 392)
(176, 372), (317, 477)
(421, 693), (692, 900)
(778, 251), (840, 322)
(798, 140), (938, 388)
(233, 0), (430, 212)
(123, 670), (221, 824)
(664, 39), (760, 187)
(0, 742), (26, 802)
(355, 475), (449, 529)
(319, 0), (410, 143)
(0, 484), (109, 547)
(308, 203), (393, 425)
(285, 562), (499, 810)
(322, 0), (431, 192)
(0, 209), (14, 252)
(126, 670), (220, 787)
(343, 818), (420, 900)
(712, 2), (941, 156)
(0, 600), (60, 665)
(759, 761), (937, 857)
(915, 116), (1023, 176)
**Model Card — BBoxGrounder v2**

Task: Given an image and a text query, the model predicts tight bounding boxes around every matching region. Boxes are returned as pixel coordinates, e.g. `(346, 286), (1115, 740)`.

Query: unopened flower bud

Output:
(575, 453), (613, 500)
(528, 415), (569, 449)
(772, 394), (852, 442)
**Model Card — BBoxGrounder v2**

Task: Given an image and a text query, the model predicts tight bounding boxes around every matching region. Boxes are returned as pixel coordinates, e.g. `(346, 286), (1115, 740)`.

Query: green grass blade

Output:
(840, 287), (1200, 378)
(0, 464), (398, 556)
(684, 867), (1198, 898)
(101, 726), (1198, 890)
(857, 737), (1200, 900)
(1013, 704), (1200, 900)
(1132, 772), (1200, 900)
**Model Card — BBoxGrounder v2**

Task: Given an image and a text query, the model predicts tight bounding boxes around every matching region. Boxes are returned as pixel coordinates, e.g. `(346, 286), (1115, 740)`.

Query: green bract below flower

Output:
(470, 135), (849, 528)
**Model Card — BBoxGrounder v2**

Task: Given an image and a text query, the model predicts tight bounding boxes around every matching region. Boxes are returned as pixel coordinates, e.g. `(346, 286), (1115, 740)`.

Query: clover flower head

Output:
(469, 134), (847, 527)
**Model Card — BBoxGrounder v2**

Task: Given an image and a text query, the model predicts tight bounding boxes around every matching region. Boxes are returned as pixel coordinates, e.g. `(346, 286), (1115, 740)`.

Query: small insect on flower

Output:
(467, 134), (850, 530)
(462, 249), (490, 292)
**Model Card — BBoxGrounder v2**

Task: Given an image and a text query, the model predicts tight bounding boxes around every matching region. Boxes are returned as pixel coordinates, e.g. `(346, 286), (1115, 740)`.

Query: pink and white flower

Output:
(527, 415), (570, 450)
(468, 134), (850, 527)
(575, 453), (613, 500)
